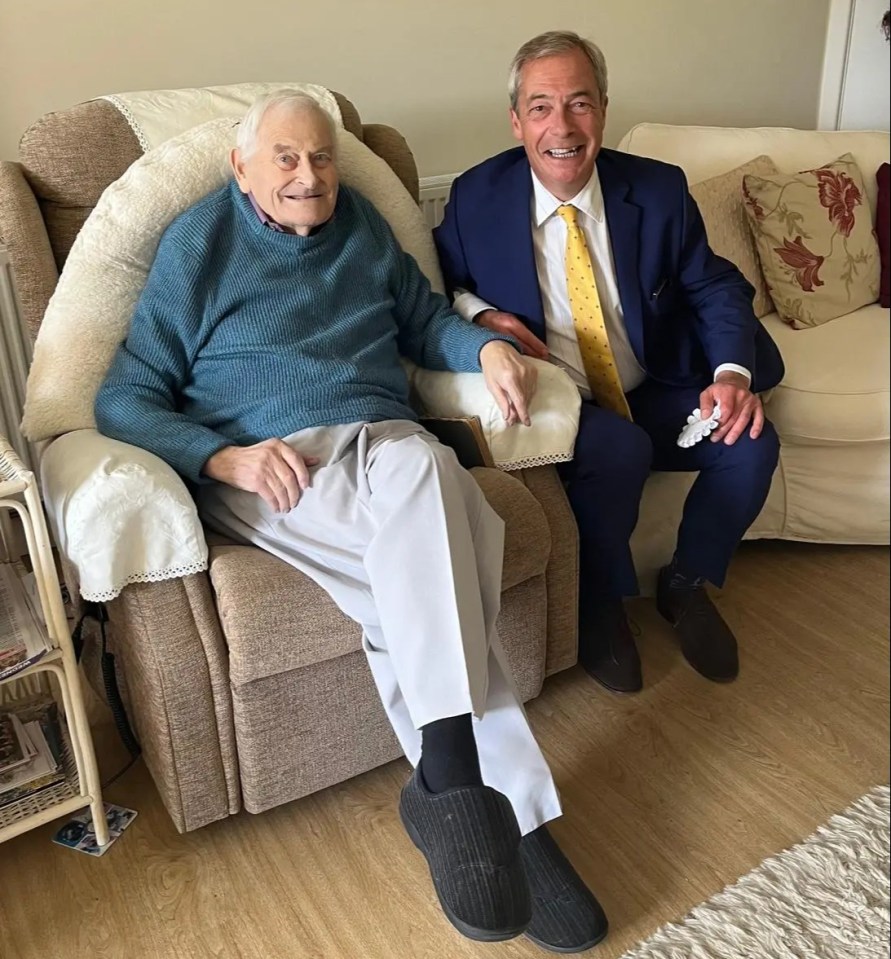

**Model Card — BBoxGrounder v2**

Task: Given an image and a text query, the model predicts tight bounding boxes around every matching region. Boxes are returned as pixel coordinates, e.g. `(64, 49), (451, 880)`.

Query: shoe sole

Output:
(524, 921), (610, 954)
(581, 666), (642, 694)
(399, 801), (529, 943)
(579, 662), (642, 694)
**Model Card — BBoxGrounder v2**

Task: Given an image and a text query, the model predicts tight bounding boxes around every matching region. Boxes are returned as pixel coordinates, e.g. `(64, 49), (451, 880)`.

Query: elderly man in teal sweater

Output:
(95, 92), (607, 953)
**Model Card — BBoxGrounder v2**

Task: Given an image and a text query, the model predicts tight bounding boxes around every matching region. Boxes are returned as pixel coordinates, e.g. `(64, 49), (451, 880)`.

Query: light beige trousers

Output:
(198, 420), (561, 834)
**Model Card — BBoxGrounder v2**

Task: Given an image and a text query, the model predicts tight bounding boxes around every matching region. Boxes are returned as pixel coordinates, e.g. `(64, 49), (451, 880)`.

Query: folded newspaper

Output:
(0, 563), (51, 680)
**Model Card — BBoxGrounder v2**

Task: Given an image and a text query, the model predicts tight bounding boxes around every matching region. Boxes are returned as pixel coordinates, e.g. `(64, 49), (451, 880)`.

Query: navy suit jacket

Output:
(433, 147), (784, 393)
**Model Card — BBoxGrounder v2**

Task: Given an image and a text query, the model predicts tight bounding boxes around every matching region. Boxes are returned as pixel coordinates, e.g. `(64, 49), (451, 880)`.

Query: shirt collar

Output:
(531, 166), (605, 228)
(248, 192), (286, 232)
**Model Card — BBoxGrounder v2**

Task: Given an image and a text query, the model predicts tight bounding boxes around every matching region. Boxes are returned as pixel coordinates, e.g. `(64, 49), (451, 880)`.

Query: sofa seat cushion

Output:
(210, 466), (552, 685)
(761, 305), (890, 443)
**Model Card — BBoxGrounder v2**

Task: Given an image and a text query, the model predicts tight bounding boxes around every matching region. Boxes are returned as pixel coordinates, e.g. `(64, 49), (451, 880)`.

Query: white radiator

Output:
(419, 174), (457, 230)
(0, 246), (36, 471)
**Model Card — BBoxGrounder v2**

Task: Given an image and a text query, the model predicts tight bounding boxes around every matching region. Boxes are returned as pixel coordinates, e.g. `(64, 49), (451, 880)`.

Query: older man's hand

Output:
(203, 439), (320, 512)
(480, 340), (538, 427)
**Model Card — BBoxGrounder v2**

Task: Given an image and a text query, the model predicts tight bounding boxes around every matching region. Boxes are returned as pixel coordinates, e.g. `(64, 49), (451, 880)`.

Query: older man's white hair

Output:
(236, 90), (337, 159)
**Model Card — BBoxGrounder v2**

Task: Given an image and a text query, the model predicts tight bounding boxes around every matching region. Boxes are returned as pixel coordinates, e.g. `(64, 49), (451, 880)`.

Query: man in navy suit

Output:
(434, 31), (784, 692)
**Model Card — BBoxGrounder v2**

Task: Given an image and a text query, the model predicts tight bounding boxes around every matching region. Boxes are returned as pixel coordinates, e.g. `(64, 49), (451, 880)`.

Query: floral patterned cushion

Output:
(742, 154), (881, 329)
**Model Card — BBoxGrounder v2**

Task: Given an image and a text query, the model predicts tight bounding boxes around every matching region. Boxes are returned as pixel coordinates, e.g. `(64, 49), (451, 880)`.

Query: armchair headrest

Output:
(19, 84), (361, 270)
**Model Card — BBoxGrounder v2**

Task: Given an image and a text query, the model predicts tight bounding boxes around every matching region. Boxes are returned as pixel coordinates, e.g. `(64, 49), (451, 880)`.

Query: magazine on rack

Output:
(0, 563), (51, 680)
(0, 700), (66, 806)
(0, 711), (37, 774)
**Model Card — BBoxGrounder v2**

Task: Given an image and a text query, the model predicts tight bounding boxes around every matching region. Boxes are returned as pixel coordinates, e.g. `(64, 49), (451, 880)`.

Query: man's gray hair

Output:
(508, 31), (608, 112)
(236, 90), (336, 158)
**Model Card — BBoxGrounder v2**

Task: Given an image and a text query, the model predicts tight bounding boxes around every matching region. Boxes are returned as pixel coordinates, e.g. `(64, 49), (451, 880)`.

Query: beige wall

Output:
(0, 0), (830, 177)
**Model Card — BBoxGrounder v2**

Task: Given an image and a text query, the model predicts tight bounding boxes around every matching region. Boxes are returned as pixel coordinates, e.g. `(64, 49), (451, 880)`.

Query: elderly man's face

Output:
(231, 105), (338, 235)
(510, 49), (608, 202)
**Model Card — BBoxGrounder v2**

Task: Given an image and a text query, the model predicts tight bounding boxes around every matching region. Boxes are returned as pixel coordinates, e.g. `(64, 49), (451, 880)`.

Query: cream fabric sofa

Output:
(620, 124), (891, 587)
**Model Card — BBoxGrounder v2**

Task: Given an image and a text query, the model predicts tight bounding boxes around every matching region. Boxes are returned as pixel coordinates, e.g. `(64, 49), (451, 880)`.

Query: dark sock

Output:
(419, 713), (482, 793)
(667, 555), (706, 590)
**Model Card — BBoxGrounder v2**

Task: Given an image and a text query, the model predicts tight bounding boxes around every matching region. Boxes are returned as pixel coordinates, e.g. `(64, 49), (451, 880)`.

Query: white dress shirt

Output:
(453, 168), (751, 398)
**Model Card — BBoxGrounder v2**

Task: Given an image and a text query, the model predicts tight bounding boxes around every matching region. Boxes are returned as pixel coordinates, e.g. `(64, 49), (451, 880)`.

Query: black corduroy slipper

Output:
(521, 826), (609, 953)
(399, 768), (532, 942)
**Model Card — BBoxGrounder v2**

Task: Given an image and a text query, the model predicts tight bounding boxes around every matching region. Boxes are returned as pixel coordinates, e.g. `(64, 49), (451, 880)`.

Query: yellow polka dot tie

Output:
(556, 204), (632, 420)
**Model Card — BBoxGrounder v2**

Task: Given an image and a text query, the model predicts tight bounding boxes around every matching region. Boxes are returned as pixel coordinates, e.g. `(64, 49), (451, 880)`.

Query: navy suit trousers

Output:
(557, 379), (780, 604)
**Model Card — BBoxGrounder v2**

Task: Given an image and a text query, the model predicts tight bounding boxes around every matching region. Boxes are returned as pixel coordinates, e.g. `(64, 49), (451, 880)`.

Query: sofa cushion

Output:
(211, 466), (551, 685)
(689, 155), (778, 318)
(877, 162), (890, 309)
(761, 305), (890, 443)
(743, 155), (881, 328)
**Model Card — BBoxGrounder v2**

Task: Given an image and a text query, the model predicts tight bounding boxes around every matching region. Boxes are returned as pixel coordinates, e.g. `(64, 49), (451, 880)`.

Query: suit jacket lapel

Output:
(598, 153), (645, 365)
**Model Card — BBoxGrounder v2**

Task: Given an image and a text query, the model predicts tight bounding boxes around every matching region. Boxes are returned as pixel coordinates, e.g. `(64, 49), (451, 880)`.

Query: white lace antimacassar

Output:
(80, 560), (209, 602)
(99, 94), (151, 152)
(497, 451), (575, 471)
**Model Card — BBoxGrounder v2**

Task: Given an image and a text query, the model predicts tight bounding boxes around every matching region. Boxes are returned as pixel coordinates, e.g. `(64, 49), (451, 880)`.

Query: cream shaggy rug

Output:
(621, 785), (890, 959)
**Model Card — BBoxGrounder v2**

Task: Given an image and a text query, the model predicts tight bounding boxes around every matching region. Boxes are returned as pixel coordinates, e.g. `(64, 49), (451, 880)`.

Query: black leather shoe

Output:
(578, 600), (642, 692)
(521, 826), (609, 953)
(656, 566), (739, 681)
(399, 769), (531, 942)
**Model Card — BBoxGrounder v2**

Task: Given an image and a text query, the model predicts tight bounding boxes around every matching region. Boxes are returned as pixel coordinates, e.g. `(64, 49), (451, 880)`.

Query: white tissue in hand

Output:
(677, 400), (722, 448)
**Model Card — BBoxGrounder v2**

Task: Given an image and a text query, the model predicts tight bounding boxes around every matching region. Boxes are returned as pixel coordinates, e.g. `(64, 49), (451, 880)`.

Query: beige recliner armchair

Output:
(0, 91), (580, 833)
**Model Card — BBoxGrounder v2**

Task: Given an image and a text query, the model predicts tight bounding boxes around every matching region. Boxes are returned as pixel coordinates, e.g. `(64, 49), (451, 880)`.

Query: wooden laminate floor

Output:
(1, 541), (888, 959)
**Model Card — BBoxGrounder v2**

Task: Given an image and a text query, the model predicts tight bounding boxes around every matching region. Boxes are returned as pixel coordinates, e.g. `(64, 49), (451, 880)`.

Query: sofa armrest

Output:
(40, 429), (207, 601)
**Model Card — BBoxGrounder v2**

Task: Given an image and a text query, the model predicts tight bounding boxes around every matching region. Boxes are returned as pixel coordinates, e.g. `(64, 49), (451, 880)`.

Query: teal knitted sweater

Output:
(95, 181), (507, 482)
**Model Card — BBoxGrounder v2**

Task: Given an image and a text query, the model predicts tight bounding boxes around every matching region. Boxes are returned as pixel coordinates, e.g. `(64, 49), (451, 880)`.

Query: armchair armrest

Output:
(40, 429), (207, 601)
(411, 358), (582, 471)
(0, 160), (58, 339)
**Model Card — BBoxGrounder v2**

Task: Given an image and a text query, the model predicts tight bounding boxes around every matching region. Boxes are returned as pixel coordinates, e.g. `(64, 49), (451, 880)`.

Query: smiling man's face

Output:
(231, 103), (338, 235)
(510, 48), (607, 202)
